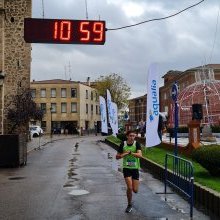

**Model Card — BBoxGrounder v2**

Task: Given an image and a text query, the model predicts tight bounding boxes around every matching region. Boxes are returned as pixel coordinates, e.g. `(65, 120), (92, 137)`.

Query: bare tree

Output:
(7, 88), (44, 134)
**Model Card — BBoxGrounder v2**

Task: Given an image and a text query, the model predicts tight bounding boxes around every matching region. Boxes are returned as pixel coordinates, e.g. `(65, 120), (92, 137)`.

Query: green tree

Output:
(95, 73), (131, 109)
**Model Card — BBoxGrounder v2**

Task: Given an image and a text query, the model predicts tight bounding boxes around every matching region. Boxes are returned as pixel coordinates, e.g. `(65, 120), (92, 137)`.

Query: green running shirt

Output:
(122, 141), (141, 169)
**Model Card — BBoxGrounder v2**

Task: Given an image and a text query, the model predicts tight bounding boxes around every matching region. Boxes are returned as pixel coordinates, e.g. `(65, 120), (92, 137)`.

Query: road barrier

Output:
(165, 153), (194, 218)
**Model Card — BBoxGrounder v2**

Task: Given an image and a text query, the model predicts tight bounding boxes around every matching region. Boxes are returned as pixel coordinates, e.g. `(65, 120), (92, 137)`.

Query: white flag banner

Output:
(111, 102), (118, 136)
(99, 96), (108, 134)
(146, 64), (161, 147)
(107, 89), (114, 130)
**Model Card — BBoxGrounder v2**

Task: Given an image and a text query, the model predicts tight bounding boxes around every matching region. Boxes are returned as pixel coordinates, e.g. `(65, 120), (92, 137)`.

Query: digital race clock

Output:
(24, 18), (106, 45)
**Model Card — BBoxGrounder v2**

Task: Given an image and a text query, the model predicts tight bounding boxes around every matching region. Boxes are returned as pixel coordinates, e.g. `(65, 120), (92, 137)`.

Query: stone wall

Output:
(0, 1), (4, 133)
(0, 0), (32, 134)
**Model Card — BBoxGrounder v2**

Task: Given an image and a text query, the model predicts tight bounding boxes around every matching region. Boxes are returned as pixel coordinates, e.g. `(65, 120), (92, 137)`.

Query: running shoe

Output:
(125, 204), (132, 213)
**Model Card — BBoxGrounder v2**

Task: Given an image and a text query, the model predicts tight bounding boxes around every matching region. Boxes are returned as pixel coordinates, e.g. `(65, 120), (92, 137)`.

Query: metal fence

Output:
(165, 153), (194, 218)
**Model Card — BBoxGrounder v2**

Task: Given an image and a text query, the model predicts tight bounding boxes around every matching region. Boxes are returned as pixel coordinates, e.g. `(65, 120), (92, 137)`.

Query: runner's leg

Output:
(125, 177), (133, 205)
(132, 179), (139, 193)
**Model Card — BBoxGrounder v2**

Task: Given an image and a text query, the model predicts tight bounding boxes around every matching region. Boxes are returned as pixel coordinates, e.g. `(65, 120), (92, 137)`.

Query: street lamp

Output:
(50, 107), (53, 139)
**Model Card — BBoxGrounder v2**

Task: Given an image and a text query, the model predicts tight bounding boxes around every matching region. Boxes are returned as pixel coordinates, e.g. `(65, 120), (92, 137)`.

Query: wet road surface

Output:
(0, 136), (210, 220)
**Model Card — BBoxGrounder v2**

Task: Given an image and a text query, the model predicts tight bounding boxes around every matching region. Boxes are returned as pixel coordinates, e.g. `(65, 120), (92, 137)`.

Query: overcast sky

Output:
(31, 0), (220, 98)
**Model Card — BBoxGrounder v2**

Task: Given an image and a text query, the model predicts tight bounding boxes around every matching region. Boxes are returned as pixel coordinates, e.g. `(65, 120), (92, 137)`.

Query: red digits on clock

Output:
(60, 21), (71, 40)
(54, 22), (58, 39)
(93, 22), (104, 42)
(80, 22), (90, 41)
(53, 21), (71, 41)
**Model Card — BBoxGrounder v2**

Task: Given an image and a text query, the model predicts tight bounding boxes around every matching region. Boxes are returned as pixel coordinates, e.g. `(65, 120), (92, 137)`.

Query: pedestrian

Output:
(138, 119), (145, 137)
(116, 130), (142, 213)
(158, 114), (164, 141)
(77, 126), (81, 136)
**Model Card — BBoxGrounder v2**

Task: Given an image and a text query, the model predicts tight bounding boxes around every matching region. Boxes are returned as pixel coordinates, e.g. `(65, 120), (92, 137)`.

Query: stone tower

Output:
(0, 0), (32, 134)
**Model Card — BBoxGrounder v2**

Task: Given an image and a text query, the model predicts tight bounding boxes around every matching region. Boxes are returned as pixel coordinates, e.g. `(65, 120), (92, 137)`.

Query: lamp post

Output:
(171, 82), (179, 157)
(50, 107), (53, 139)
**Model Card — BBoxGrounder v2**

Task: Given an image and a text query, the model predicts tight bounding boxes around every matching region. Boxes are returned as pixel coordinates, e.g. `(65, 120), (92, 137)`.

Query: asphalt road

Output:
(0, 136), (209, 220)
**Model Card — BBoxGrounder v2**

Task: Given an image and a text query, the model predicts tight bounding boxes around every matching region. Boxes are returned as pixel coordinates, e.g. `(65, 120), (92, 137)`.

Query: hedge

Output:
(192, 145), (220, 176)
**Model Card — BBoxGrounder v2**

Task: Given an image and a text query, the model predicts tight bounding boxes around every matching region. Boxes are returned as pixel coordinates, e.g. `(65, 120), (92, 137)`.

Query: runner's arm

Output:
(130, 150), (142, 158)
(116, 142), (130, 160)
(130, 142), (142, 158)
(116, 151), (130, 160)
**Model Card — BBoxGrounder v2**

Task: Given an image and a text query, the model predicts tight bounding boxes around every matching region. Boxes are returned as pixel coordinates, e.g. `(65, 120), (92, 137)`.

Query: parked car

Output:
(29, 126), (43, 138)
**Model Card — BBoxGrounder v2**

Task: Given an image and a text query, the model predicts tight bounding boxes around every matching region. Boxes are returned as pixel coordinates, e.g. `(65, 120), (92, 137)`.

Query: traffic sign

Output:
(172, 83), (178, 102)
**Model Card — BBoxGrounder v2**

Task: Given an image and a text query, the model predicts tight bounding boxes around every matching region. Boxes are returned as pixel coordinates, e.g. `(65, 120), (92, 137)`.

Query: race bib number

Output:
(126, 159), (136, 167)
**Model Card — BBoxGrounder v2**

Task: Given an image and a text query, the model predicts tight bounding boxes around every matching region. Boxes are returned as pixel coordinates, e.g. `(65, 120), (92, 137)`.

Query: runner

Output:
(116, 130), (142, 213)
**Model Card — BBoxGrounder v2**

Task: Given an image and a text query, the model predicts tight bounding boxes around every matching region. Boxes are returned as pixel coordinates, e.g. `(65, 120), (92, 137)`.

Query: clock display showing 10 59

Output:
(24, 18), (106, 45)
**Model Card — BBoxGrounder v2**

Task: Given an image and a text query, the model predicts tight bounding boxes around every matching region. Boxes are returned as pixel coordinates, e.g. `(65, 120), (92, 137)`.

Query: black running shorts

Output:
(123, 168), (139, 180)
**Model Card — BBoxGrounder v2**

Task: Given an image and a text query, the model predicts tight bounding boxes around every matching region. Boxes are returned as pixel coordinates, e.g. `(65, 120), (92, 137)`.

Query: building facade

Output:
(30, 79), (101, 134)
(128, 94), (147, 127)
(160, 64), (220, 126)
(0, 0), (32, 134)
(128, 64), (220, 127)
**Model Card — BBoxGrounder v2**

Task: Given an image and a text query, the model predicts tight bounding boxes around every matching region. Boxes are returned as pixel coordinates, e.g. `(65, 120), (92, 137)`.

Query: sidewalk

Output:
(162, 134), (220, 146)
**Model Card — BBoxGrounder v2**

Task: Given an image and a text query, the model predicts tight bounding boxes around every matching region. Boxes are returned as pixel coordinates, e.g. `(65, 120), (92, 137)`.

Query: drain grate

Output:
(9, 177), (26, 180)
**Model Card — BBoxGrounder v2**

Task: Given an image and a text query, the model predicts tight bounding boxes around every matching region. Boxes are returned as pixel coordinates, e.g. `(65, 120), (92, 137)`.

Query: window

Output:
(40, 103), (46, 113)
(96, 105), (98, 114)
(31, 89), (36, 98)
(61, 103), (67, 113)
(51, 103), (57, 113)
(40, 89), (46, 98)
(91, 104), (93, 114)
(61, 88), (67, 98)
(86, 104), (88, 114)
(95, 92), (98, 101)
(71, 102), (77, 113)
(164, 92), (167, 100)
(164, 106), (168, 113)
(71, 88), (77, 98)
(91, 91), (93, 100)
(51, 88), (56, 98)
(86, 90), (88, 99)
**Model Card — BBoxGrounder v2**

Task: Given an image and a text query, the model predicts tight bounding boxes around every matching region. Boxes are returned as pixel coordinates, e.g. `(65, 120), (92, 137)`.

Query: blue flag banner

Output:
(99, 96), (108, 134)
(145, 64), (161, 147)
(107, 89), (114, 131)
(111, 102), (118, 136)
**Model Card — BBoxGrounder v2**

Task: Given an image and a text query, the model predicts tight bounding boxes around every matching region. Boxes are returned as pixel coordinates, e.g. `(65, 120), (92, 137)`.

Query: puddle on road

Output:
(68, 177), (79, 181)
(68, 189), (89, 196)
(69, 158), (77, 163)
(63, 183), (75, 188)
(63, 178), (79, 187)
(68, 167), (78, 179)
(8, 177), (26, 180)
(68, 171), (77, 176)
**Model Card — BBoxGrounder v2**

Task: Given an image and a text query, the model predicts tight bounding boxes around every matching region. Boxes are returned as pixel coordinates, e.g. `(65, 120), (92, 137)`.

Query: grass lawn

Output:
(106, 136), (220, 193)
